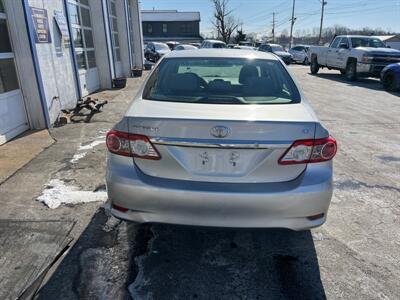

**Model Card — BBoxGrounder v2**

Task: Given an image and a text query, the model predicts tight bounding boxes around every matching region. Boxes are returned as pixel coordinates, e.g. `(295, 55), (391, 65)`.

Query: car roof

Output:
(336, 35), (379, 38)
(178, 44), (197, 48)
(164, 49), (279, 60)
(203, 39), (226, 44)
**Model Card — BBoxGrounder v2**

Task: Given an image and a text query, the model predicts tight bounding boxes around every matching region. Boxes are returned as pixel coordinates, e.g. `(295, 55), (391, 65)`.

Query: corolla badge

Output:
(210, 126), (230, 138)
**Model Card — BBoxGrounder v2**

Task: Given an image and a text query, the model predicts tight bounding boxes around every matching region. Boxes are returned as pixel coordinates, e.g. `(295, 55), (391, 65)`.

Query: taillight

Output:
(106, 130), (161, 160)
(278, 137), (337, 165)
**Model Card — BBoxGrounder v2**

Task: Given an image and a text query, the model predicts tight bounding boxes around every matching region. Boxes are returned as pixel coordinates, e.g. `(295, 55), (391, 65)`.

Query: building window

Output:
(108, 0), (120, 62)
(180, 23), (192, 34)
(68, 1), (96, 70)
(0, 19), (12, 53)
(0, 13), (19, 93)
(147, 24), (152, 34)
(162, 23), (167, 33)
(0, 0), (4, 13)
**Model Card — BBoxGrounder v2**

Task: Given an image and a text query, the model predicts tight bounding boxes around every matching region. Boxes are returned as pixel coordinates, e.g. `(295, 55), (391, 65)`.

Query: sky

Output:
(140, 0), (400, 37)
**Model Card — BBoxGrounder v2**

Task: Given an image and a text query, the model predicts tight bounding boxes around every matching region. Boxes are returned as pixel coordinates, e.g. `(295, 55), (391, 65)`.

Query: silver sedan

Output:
(106, 49), (337, 230)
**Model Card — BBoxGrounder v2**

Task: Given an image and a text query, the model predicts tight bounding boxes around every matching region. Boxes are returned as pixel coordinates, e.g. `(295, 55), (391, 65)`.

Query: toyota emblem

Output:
(210, 126), (230, 138)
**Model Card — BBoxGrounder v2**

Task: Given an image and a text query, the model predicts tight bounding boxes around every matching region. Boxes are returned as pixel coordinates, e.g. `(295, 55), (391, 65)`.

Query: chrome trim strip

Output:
(150, 138), (291, 149)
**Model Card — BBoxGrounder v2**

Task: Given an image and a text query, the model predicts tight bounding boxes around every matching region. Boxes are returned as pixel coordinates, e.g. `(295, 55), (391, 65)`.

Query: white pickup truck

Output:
(308, 35), (400, 81)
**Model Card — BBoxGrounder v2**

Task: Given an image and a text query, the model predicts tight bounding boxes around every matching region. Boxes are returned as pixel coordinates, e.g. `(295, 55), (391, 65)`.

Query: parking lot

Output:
(35, 65), (400, 299)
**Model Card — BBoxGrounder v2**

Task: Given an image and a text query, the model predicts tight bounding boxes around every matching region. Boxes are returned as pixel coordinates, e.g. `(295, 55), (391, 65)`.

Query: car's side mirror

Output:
(339, 43), (349, 49)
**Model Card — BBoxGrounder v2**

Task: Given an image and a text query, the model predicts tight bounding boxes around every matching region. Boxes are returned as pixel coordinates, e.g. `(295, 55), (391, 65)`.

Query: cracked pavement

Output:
(2, 66), (400, 299)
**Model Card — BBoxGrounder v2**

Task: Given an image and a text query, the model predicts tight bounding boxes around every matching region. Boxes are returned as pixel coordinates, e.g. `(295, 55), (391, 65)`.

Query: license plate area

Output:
(182, 148), (270, 177)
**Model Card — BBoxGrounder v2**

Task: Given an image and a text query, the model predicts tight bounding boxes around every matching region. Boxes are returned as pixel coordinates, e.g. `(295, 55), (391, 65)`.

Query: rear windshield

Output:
(351, 38), (385, 48)
(143, 58), (300, 105)
(154, 43), (169, 51)
(271, 45), (284, 51)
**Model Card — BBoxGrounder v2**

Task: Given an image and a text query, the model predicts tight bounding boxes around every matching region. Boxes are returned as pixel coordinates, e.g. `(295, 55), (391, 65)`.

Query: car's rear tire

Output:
(303, 57), (309, 65)
(382, 71), (397, 91)
(310, 57), (319, 74)
(340, 70), (346, 75)
(345, 60), (357, 81)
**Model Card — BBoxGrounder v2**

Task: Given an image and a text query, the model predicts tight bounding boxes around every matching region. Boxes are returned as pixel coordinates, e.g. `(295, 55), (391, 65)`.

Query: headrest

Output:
(166, 73), (200, 93)
(239, 65), (259, 84)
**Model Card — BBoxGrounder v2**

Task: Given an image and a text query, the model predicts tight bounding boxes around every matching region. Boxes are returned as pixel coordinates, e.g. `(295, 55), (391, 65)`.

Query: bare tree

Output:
(211, 0), (239, 43)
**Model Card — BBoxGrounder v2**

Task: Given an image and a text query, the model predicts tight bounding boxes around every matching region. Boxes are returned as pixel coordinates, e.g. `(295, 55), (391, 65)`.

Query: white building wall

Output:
(387, 41), (400, 50)
(2, 0), (144, 139)
(116, 0), (131, 77)
(129, 0), (144, 69)
(3, 0), (46, 129)
(28, 0), (78, 125)
(89, 0), (113, 89)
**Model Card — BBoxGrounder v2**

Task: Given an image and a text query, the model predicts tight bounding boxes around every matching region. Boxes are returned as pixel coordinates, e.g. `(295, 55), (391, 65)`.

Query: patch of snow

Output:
(78, 138), (105, 151)
(70, 135), (106, 164)
(70, 152), (88, 163)
(37, 179), (107, 209)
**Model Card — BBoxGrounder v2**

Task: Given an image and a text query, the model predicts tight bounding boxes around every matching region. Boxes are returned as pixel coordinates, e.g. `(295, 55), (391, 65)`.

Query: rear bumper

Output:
(280, 56), (292, 64)
(106, 155), (333, 230)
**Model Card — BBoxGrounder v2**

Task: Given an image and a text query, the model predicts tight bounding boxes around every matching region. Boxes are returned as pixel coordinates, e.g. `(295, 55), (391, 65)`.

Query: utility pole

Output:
(289, 0), (296, 49)
(272, 12), (275, 42)
(318, 1), (327, 45)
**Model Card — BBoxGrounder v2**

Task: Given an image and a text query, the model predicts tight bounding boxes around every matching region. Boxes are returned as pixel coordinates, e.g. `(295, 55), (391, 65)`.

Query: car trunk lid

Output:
(126, 100), (317, 183)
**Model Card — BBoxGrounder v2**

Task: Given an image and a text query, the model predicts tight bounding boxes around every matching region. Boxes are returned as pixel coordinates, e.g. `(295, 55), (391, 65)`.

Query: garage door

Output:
(68, 0), (100, 96)
(0, 2), (29, 145)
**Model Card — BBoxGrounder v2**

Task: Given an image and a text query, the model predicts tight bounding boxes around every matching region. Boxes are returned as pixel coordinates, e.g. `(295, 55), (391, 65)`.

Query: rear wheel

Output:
(303, 57), (309, 65)
(340, 70), (346, 75)
(382, 71), (397, 91)
(310, 57), (319, 74)
(345, 60), (357, 81)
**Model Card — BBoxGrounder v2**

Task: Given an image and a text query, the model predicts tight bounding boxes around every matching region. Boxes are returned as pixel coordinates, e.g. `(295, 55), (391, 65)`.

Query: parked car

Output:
(144, 42), (171, 62)
(308, 35), (400, 81)
(381, 63), (400, 91)
(233, 45), (257, 50)
(166, 41), (180, 50)
(289, 45), (310, 64)
(258, 43), (292, 64)
(189, 43), (201, 48)
(239, 41), (254, 47)
(106, 49), (337, 230)
(174, 44), (198, 51)
(200, 40), (227, 48)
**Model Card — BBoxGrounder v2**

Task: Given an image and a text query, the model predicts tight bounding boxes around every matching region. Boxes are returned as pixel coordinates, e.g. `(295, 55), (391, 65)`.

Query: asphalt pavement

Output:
(13, 66), (400, 299)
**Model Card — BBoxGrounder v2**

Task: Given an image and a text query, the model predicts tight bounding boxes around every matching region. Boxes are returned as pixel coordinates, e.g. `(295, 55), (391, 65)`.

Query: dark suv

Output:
(144, 42), (171, 62)
(258, 43), (292, 65)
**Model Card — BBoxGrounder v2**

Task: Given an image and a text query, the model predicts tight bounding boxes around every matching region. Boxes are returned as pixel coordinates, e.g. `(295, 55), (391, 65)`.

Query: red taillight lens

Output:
(106, 130), (161, 160)
(278, 137), (337, 165)
(112, 204), (129, 212)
